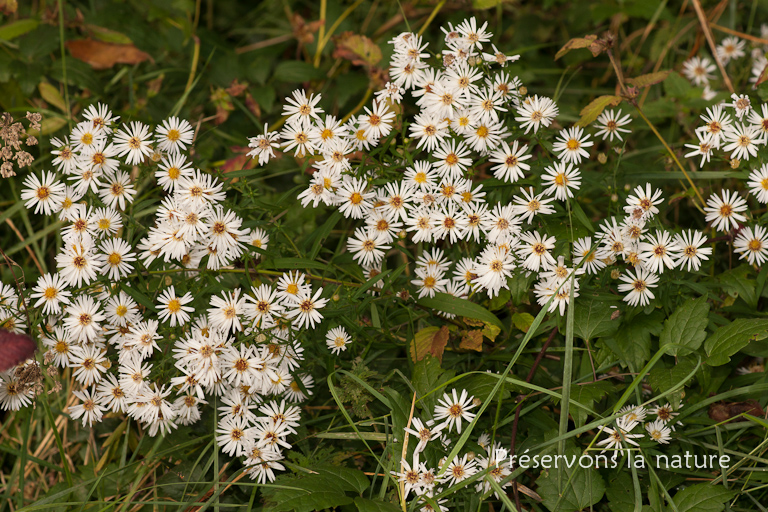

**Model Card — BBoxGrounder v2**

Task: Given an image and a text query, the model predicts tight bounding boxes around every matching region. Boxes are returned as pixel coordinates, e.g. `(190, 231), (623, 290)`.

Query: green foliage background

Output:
(2, 0), (768, 511)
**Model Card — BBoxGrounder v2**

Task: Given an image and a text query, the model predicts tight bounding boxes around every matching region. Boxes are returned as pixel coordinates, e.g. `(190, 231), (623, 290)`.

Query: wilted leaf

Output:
(410, 326), (450, 363)
(555, 35), (598, 60)
(482, 322), (501, 342)
(626, 70), (670, 88)
(333, 32), (382, 67)
(459, 330), (484, 352)
(30, 117), (67, 136)
(708, 400), (765, 422)
(576, 95), (622, 127)
(245, 92), (261, 117)
(511, 312), (534, 332)
(0, 0), (17, 15)
(38, 82), (67, 112)
(221, 146), (257, 174)
(66, 39), (152, 70)
(753, 62), (768, 89)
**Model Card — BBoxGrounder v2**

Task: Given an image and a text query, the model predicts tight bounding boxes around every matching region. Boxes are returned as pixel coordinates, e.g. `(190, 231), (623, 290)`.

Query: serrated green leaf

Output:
(573, 296), (620, 341)
(659, 296), (709, 356)
(672, 483), (735, 512)
(412, 355), (455, 412)
(354, 497), (401, 512)
(605, 473), (637, 512)
(648, 358), (696, 405)
(417, 293), (502, 328)
(705, 318), (768, 366)
(603, 309), (664, 370)
(537, 446), (606, 511)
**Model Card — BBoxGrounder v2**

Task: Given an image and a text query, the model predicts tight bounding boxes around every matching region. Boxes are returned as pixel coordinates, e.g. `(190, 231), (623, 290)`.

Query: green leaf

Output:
(472, 0), (501, 8)
(626, 70), (670, 88)
(354, 497), (401, 512)
(605, 473), (637, 512)
(649, 358), (696, 405)
(565, 380), (612, 428)
(512, 312), (534, 332)
(273, 61), (325, 82)
(417, 293), (502, 328)
(705, 318), (768, 366)
(603, 309), (664, 370)
(38, 82), (67, 112)
(570, 199), (594, 232)
(718, 265), (757, 308)
(537, 446), (606, 511)
(575, 95), (622, 127)
(573, 295), (620, 341)
(412, 355), (455, 412)
(664, 72), (691, 98)
(263, 464), (370, 512)
(0, 19), (39, 41)
(672, 483), (735, 512)
(659, 296), (709, 356)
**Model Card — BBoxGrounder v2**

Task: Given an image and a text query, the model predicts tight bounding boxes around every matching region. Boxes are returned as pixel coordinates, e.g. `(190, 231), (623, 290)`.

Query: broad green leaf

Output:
(705, 318), (768, 366)
(659, 296), (709, 356)
(664, 72), (691, 98)
(537, 446), (606, 511)
(263, 464), (370, 512)
(560, 380), (612, 428)
(412, 355), (455, 412)
(672, 483), (735, 512)
(718, 265), (757, 308)
(648, 358), (696, 405)
(605, 473), (637, 512)
(417, 293), (502, 328)
(0, 19), (39, 40)
(603, 309), (664, 370)
(273, 60), (325, 82)
(573, 296), (620, 341)
(354, 497), (401, 512)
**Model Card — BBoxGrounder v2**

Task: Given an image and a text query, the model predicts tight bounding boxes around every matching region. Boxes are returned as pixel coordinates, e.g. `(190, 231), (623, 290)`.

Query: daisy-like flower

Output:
(56, 242), (102, 287)
(457, 16), (491, 49)
(639, 230), (679, 274)
(409, 113), (449, 152)
(100, 238), (136, 280)
(624, 184), (663, 220)
(747, 103), (768, 141)
(156, 116), (194, 154)
(63, 295), (106, 343)
(553, 126), (593, 164)
(157, 286), (195, 327)
(30, 273), (71, 315)
(684, 130), (715, 168)
(281, 120), (316, 156)
(489, 140), (531, 183)
(515, 95), (558, 134)
(433, 139), (472, 180)
(481, 43), (520, 66)
(682, 56), (716, 86)
(285, 373), (314, 402)
(245, 284), (284, 328)
(405, 207), (435, 243)
(216, 415), (251, 457)
(0, 371), (35, 411)
(467, 87), (507, 125)
(446, 454), (478, 486)
(674, 230), (712, 271)
(282, 89), (324, 125)
(99, 170), (136, 210)
(716, 36), (746, 65)
(51, 136), (78, 175)
(512, 187), (555, 223)
(704, 190), (748, 232)
(697, 104), (733, 149)
(70, 121), (106, 153)
(404, 161), (437, 191)
(433, 389), (476, 433)
(404, 418), (443, 453)
(326, 326), (351, 354)
(347, 227), (390, 267)
(83, 102), (119, 132)
(380, 181), (414, 222)
(21, 171), (65, 216)
(276, 271), (310, 303)
(336, 177), (374, 219)
(619, 405), (648, 425)
(411, 264), (449, 299)
(69, 388), (105, 427)
(156, 154), (194, 192)
(594, 109), (632, 141)
(726, 93), (753, 120)
(473, 245), (515, 298)
(248, 123), (281, 165)
(596, 422), (643, 452)
(747, 164), (768, 203)
(573, 237), (604, 275)
(431, 203), (468, 243)
(359, 100), (395, 140)
(541, 162), (581, 201)
(652, 403), (682, 430)
(285, 288), (328, 329)
(208, 289), (247, 333)
(645, 419), (672, 444)
(395, 454), (423, 499)
(113, 121), (154, 165)
(618, 268), (659, 307)
(69, 344), (107, 386)
(518, 231), (556, 272)
(722, 122), (762, 160)
(734, 225), (768, 265)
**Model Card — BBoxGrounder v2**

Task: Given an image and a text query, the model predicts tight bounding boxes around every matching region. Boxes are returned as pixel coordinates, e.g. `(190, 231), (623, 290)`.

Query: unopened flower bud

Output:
(598, 153), (607, 164)
(611, 269), (621, 279)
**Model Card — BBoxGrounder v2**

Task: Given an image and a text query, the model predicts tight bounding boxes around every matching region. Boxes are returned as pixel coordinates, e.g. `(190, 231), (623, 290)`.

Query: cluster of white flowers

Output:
(597, 403), (683, 452)
(250, 17), (765, 316)
(0, 104), (354, 484)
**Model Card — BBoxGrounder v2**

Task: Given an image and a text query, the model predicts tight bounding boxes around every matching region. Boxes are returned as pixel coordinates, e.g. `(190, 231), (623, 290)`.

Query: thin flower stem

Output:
(633, 106), (707, 210)
(417, 0), (447, 37)
(691, 0), (735, 94)
(313, 0), (365, 68)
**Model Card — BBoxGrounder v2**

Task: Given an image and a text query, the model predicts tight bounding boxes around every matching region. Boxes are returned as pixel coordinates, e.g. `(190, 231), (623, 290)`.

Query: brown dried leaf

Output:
(65, 39), (152, 70)
(555, 35), (598, 60)
(333, 31), (382, 67)
(459, 330), (484, 352)
(221, 147), (257, 174)
(225, 79), (249, 97)
(626, 70), (671, 88)
(410, 325), (450, 363)
(245, 92), (261, 118)
(708, 400), (765, 422)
